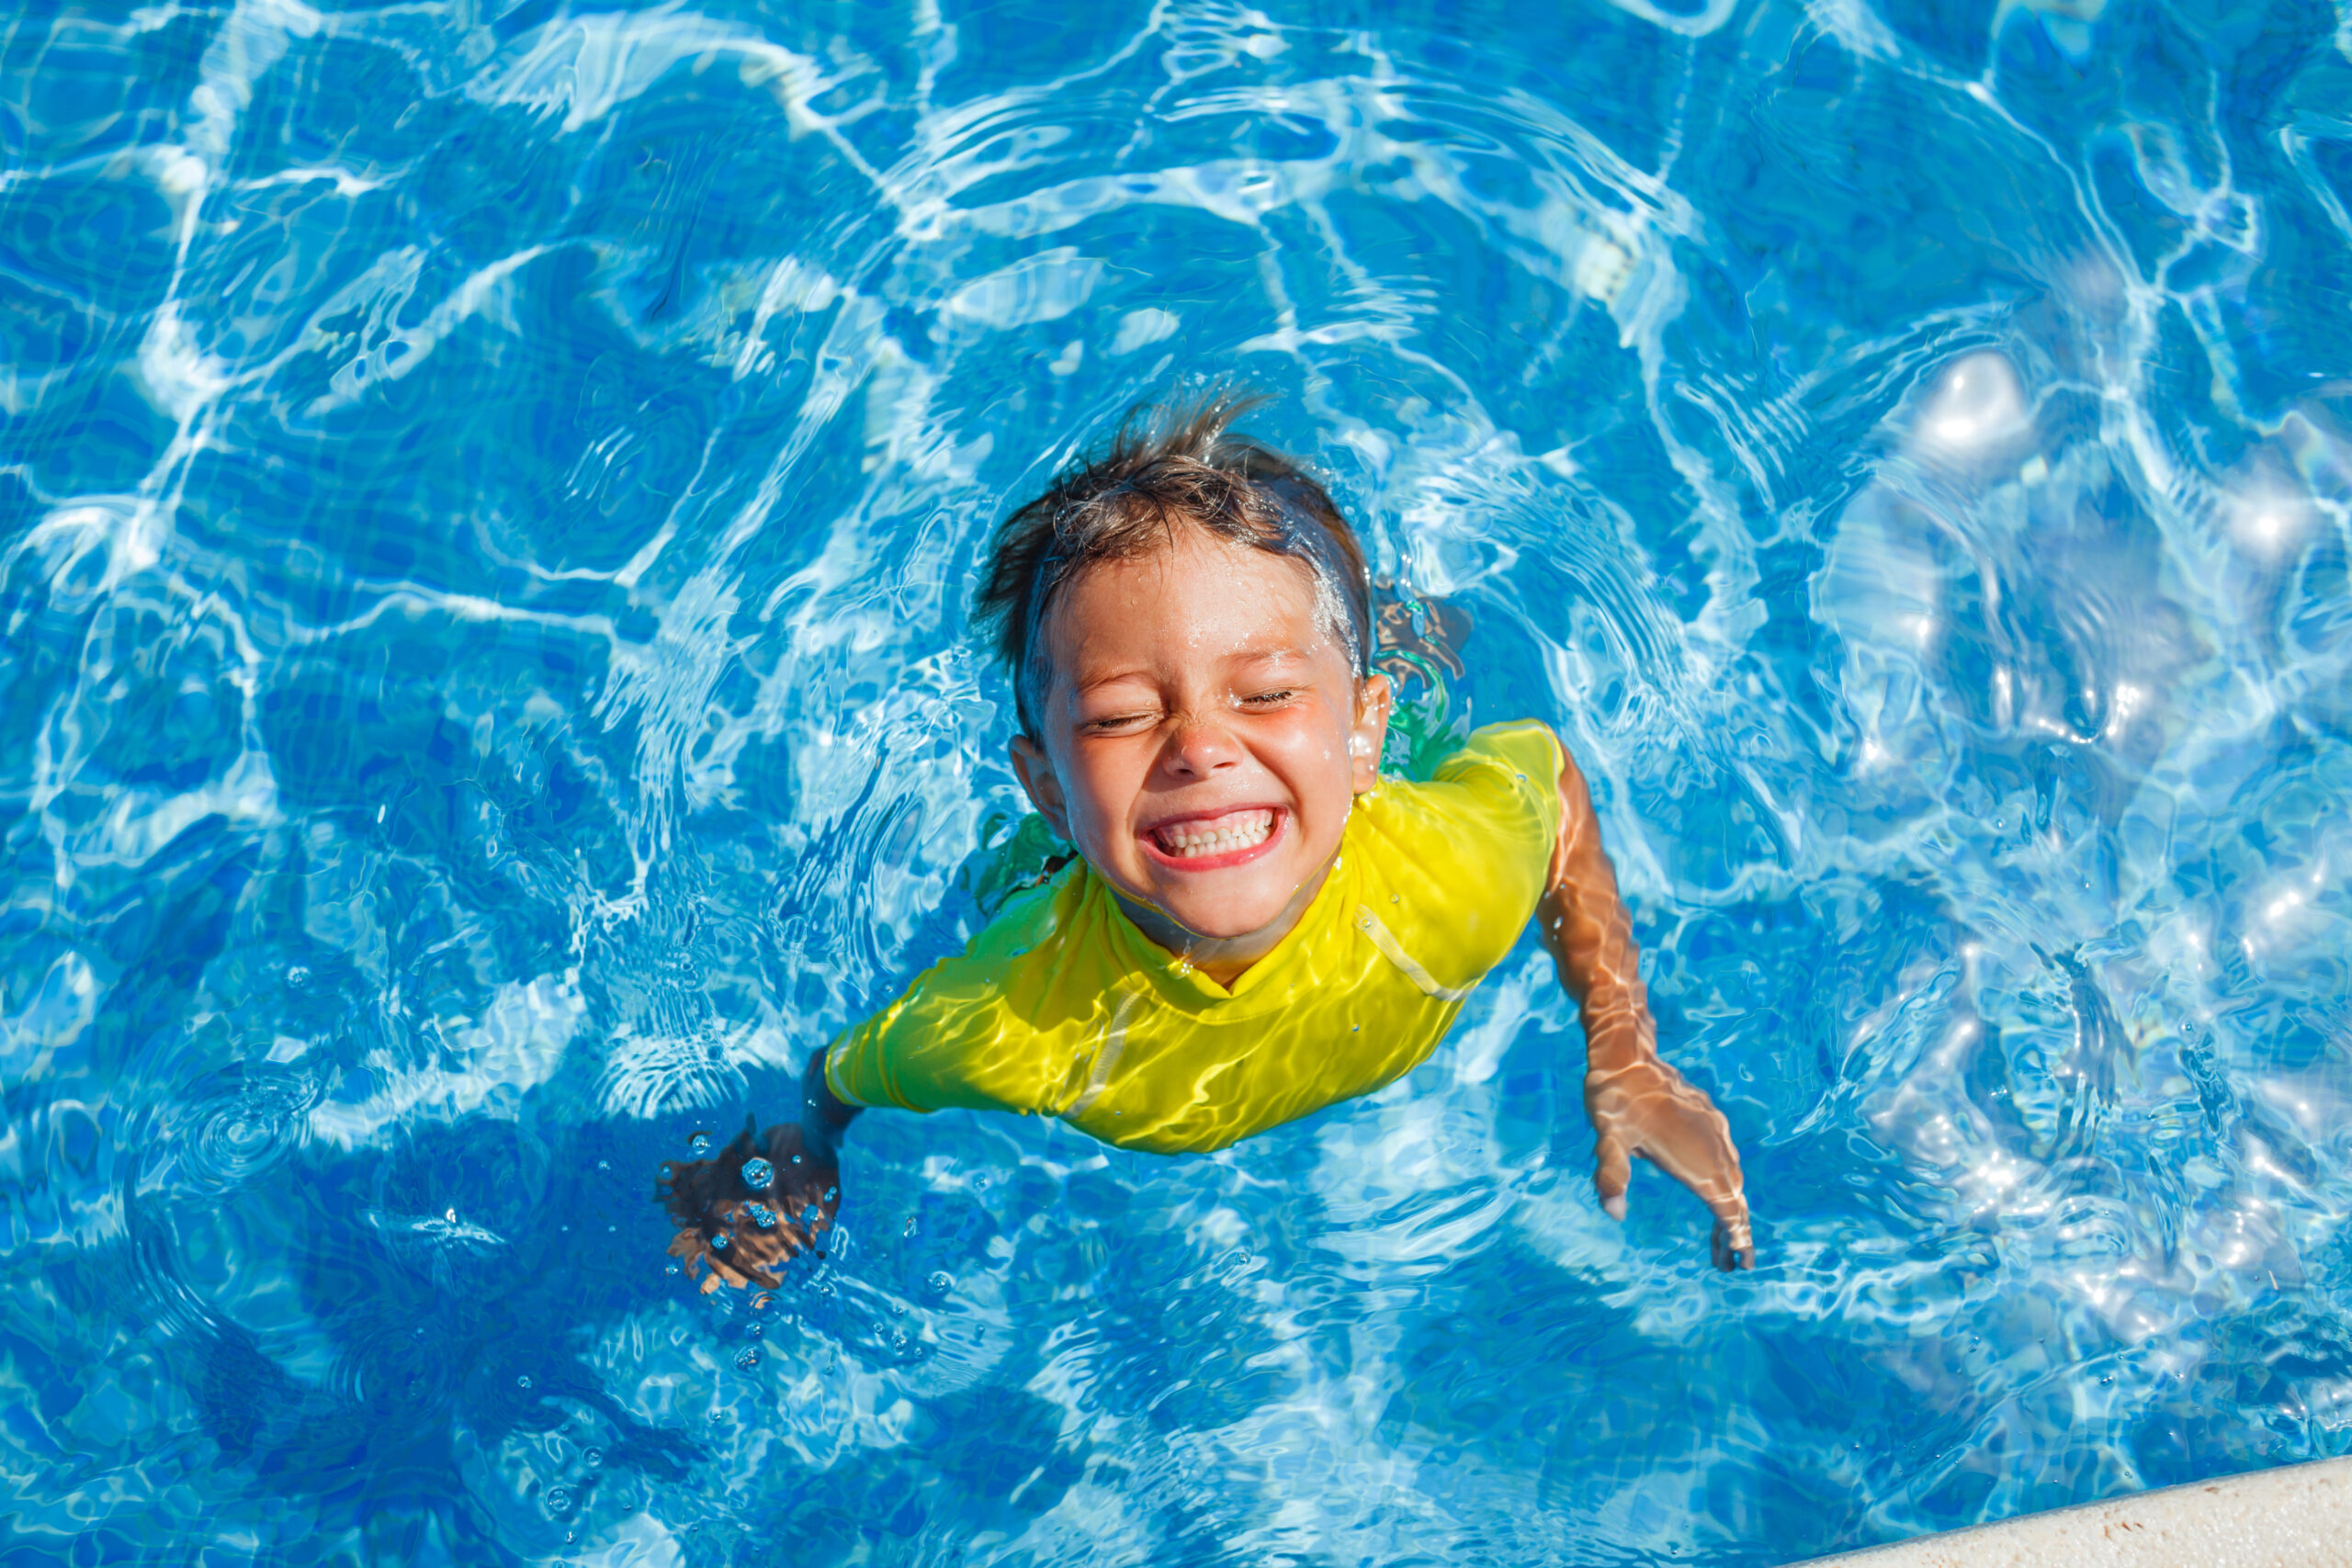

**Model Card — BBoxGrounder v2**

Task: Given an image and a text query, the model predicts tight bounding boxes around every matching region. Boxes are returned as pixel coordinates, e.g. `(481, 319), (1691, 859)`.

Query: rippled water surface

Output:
(6, 0), (2352, 1562)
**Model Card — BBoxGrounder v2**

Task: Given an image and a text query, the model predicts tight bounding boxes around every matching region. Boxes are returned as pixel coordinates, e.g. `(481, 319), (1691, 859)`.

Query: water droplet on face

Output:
(734, 1347), (761, 1371)
(741, 1157), (775, 1190)
(689, 1133), (713, 1157)
(926, 1270), (954, 1296)
(517, 1374), (533, 1390)
(710, 1231), (731, 1250)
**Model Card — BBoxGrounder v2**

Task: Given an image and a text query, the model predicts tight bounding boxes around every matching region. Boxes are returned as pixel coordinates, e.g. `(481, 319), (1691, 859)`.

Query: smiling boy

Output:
(659, 397), (1752, 1284)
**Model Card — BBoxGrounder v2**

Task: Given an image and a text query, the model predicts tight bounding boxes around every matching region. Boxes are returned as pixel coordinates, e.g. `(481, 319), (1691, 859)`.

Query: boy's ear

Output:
(1009, 735), (1071, 839)
(1349, 672), (1394, 794)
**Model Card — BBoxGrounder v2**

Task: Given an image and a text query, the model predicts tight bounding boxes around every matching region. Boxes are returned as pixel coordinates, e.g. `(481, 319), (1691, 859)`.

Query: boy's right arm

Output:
(655, 886), (1064, 1291)
(655, 1050), (864, 1293)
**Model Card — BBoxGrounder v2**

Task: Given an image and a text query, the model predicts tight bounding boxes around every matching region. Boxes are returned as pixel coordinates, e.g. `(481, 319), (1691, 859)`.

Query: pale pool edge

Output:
(1792, 1456), (2352, 1567)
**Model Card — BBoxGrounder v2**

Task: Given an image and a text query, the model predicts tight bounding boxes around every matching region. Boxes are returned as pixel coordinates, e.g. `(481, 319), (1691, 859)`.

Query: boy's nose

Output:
(1163, 714), (1241, 776)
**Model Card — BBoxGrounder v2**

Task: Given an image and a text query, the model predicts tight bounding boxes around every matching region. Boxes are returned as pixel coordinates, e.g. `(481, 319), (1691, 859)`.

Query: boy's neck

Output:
(1113, 865), (1332, 987)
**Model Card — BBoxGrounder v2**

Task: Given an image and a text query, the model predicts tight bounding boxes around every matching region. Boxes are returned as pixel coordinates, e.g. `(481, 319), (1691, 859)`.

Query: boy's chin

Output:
(1146, 873), (1310, 942)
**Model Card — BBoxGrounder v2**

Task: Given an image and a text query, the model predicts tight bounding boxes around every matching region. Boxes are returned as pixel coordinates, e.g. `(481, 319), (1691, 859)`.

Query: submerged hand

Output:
(657, 1120), (842, 1293)
(1585, 1057), (1753, 1270)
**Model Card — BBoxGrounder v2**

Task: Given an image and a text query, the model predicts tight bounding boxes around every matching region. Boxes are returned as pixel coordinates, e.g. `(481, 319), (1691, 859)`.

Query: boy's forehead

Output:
(1053, 533), (1325, 652)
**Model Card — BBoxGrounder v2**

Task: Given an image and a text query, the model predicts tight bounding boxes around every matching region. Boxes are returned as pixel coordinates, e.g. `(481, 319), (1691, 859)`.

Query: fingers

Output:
(1588, 1059), (1758, 1267)
(1593, 1129), (1632, 1223)
(669, 1213), (819, 1295)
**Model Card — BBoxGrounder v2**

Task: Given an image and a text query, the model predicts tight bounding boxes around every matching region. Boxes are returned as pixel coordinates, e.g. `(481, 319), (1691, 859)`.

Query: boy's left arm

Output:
(1538, 739), (1755, 1270)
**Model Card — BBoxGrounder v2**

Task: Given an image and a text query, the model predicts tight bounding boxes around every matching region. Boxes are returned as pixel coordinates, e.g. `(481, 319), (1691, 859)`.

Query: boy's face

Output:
(1010, 529), (1390, 942)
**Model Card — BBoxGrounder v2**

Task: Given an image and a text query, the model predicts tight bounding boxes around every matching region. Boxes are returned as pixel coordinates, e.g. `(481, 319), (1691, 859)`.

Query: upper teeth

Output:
(1159, 811), (1274, 858)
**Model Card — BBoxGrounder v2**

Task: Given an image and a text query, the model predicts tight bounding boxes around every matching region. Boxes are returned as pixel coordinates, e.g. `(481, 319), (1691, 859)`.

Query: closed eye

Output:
(1080, 708), (1160, 734)
(1239, 688), (1297, 707)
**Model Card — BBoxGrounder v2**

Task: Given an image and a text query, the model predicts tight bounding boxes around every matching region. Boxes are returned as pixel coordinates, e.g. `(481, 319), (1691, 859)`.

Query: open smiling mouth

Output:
(1145, 807), (1282, 865)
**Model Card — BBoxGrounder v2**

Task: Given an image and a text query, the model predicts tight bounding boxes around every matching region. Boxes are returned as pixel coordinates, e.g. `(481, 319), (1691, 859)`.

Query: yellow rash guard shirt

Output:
(823, 721), (1565, 1155)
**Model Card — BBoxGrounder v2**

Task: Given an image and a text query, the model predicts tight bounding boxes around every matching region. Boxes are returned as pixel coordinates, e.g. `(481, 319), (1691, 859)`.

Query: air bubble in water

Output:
(517, 1374), (533, 1390)
(926, 1270), (955, 1296)
(741, 1157), (775, 1190)
(710, 1231), (730, 1250)
(583, 1448), (605, 1468)
(664, 1261), (680, 1276)
(286, 965), (311, 988)
(790, 1153), (802, 1165)
(744, 1202), (777, 1229)
(689, 1133), (713, 1157)
(734, 1347), (761, 1371)
(822, 1186), (838, 1202)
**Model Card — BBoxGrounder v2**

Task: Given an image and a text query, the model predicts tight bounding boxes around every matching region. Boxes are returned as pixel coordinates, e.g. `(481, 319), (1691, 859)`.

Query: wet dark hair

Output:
(975, 391), (1372, 739)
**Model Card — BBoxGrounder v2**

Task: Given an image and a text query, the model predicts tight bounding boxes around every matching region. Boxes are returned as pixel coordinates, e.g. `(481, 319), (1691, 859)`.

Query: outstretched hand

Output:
(1585, 1056), (1752, 1270)
(657, 1120), (841, 1293)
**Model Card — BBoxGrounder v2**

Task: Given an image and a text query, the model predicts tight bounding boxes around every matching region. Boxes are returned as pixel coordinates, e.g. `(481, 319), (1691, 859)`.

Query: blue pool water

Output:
(5, 0), (2351, 1562)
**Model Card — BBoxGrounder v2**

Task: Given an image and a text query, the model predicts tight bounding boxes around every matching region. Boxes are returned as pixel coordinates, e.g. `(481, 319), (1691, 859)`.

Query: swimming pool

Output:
(5, 0), (2349, 1562)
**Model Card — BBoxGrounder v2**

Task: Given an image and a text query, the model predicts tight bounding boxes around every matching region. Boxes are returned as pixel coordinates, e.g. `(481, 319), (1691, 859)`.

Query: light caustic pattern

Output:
(1, 0), (2348, 1562)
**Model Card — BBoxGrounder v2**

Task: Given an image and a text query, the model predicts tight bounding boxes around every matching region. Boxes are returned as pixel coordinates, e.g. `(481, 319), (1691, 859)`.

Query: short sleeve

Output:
(822, 876), (1096, 1117)
(1429, 720), (1566, 859)
(1348, 720), (1566, 990)
(823, 952), (1022, 1114)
